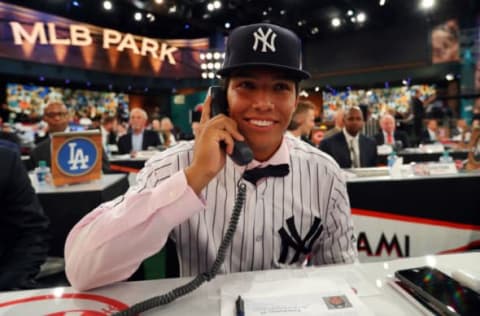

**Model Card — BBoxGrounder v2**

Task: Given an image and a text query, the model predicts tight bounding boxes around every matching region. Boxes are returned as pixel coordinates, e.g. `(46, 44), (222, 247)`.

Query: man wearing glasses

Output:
(30, 101), (110, 173)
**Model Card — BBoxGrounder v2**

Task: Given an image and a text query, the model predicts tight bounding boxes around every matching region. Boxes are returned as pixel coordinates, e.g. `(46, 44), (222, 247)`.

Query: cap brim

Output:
(217, 63), (311, 80)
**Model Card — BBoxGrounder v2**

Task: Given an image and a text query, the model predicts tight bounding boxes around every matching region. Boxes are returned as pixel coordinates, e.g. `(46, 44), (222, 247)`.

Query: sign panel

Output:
(50, 131), (102, 186)
(0, 3), (210, 78)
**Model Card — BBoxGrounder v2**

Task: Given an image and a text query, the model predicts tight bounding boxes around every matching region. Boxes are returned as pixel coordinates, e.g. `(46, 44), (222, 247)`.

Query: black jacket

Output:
(0, 148), (50, 290)
(117, 130), (162, 154)
(319, 132), (378, 168)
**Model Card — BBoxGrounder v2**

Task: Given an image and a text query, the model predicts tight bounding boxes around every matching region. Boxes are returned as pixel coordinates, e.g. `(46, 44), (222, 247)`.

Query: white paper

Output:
(220, 277), (373, 316)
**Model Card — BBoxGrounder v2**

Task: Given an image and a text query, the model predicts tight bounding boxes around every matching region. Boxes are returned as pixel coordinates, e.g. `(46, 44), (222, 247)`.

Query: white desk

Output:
(30, 173), (127, 194)
(0, 253), (478, 315)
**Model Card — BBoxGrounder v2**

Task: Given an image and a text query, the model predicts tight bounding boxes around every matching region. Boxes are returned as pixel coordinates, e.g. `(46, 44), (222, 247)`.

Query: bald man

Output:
(319, 107), (377, 168)
(374, 114), (410, 148)
(117, 108), (161, 154)
(30, 101), (111, 173)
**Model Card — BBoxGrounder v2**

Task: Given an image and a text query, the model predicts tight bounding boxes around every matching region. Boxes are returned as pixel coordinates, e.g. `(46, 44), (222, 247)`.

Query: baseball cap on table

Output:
(217, 23), (311, 80)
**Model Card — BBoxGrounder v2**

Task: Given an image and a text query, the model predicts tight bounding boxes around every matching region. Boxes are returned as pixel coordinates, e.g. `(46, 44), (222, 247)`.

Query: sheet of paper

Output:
(220, 277), (373, 316)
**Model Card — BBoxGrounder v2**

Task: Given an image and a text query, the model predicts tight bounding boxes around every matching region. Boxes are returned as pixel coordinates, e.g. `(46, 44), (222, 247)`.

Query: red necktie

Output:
(387, 132), (393, 144)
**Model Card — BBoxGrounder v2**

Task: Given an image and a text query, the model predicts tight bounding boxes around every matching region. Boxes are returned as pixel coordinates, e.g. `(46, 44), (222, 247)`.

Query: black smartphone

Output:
(209, 86), (253, 166)
(395, 266), (480, 316)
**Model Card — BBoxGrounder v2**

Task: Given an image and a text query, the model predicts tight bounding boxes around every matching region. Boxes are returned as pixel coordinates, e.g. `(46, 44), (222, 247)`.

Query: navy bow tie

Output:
(242, 164), (290, 185)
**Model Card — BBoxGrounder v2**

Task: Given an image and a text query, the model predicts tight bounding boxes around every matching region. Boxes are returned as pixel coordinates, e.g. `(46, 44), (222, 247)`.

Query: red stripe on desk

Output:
(110, 164), (140, 173)
(437, 240), (480, 254)
(0, 293), (128, 309)
(351, 208), (480, 231)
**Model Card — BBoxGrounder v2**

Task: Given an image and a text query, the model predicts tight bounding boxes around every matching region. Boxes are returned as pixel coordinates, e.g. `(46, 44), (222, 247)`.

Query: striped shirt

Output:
(65, 136), (357, 290)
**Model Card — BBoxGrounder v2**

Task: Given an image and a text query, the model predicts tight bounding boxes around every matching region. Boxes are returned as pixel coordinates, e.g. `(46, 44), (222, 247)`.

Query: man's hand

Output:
(185, 94), (244, 195)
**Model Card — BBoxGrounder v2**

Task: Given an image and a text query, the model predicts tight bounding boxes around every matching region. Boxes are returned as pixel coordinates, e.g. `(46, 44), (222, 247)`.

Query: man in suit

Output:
(0, 147), (50, 290)
(320, 106), (377, 168)
(420, 119), (439, 144)
(117, 108), (161, 154)
(30, 101), (111, 173)
(374, 114), (410, 149)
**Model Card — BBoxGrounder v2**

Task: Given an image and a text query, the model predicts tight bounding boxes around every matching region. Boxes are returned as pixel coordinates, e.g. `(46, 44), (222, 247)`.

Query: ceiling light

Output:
(207, 3), (214, 11)
(402, 79), (408, 85)
(445, 73), (454, 81)
(206, 52), (212, 59)
(202, 72), (208, 79)
(280, 9), (286, 15)
(331, 17), (341, 27)
(72, 1), (80, 7)
(201, 64), (207, 70)
(134, 12), (142, 21)
(379, 0), (386, 6)
(297, 20), (305, 26)
(225, 22), (231, 29)
(103, 0), (112, 10)
(420, 0), (435, 9)
(213, 1), (221, 9)
(357, 12), (366, 23)
(350, 16), (356, 23)
(200, 53), (205, 60)
(263, 11), (268, 16)
(311, 27), (319, 35)
(168, 5), (176, 13)
(347, 10), (354, 16)
(146, 13), (155, 22)
(208, 72), (215, 79)
(154, 0), (163, 4)
(213, 52), (221, 59)
(314, 86), (320, 92)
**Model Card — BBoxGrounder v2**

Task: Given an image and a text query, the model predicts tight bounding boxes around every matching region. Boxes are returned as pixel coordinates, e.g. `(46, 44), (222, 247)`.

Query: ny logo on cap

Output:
(252, 27), (277, 53)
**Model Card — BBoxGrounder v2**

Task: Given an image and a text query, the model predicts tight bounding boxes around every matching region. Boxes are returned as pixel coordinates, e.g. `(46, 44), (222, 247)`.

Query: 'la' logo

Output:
(252, 27), (277, 52)
(57, 138), (98, 176)
(68, 142), (89, 170)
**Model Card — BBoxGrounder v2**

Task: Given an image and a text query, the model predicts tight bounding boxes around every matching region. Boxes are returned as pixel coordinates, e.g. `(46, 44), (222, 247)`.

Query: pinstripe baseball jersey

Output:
(65, 135), (358, 290)
(134, 135), (357, 277)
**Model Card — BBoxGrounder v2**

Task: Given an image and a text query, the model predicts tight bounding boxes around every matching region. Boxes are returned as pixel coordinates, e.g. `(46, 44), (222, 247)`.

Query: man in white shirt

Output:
(65, 23), (358, 291)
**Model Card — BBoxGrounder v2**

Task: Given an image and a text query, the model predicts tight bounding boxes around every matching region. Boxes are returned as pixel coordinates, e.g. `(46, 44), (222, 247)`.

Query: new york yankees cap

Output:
(217, 23), (311, 80)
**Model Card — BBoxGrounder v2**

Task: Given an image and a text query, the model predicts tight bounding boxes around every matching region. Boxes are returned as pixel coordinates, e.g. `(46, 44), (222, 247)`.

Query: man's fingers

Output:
(200, 94), (212, 124)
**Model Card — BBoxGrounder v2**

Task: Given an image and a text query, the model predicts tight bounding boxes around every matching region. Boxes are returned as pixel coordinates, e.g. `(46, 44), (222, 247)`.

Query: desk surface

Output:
(30, 173), (127, 194)
(1, 252), (478, 315)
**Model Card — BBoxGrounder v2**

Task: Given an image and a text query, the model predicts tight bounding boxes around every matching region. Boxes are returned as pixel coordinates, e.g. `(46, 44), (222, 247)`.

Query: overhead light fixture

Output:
(134, 12), (142, 21)
(357, 12), (366, 23)
(420, 0), (435, 9)
(154, 0), (164, 4)
(213, 0), (221, 9)
(184, 23), (190, 30)
(200, 49), (225, 80)
(224, 22), (231, 29)
(311, 27), (319, 35)
(168, 5), (177, 13)
(146, 13), (155, 22)
(207, 3), (214, 11)
(262, 11), (268, 16)
(280, 9), (286, 15)
(350, 16), (356, 23)
(331, 17), (341, 27)
(379, 0), (386, 6)
(445, 73), (455, 81)
(103, 0), (112, 11)
(72, 1), (80, 7)
(402, 79), (408, 85)
(314, 86), (320, 92)
(347, 10), (354, 16)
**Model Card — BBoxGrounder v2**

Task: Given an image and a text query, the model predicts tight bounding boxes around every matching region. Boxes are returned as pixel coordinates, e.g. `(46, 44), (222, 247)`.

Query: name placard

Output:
(50, 131), (102, 186)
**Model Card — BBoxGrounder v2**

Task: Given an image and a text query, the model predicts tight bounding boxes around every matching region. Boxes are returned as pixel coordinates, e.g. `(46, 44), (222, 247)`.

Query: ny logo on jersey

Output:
(278, 216), (323, 264)
(252, 27), (277, 53)
(67, 142), (89, 171)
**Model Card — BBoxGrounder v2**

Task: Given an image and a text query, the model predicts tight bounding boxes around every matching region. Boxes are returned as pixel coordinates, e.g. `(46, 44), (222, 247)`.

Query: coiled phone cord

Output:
(112, 179), (247, 316)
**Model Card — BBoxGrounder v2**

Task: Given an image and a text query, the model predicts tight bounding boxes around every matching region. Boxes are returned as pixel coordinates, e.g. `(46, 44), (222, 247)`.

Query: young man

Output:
(286, 100), (316, 144)
(320, 106), (377, 168)
(65, 23), (357, 291)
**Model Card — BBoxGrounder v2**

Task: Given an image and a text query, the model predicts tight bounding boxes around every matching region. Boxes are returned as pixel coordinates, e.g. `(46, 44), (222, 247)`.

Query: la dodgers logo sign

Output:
(57, 138), (98, 176)
(252, 27), (277, 52)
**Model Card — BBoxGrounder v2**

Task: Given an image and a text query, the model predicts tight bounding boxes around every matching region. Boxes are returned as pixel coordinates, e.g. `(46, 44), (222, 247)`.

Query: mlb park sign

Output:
(51, 131), (102, 186)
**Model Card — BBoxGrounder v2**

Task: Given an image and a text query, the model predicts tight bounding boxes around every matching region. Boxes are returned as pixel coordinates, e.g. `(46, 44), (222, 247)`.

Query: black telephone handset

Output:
(209, 86), (253, 166)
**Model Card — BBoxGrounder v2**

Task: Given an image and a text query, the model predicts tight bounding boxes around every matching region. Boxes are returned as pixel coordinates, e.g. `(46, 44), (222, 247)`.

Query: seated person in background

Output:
(451, 119), (471, 143)
(374, 114), (410, 149)
(100, 115), (118, 151)
(420, 119), (439, 144)
(64, 23), (357, 291)
(117, 108), (161, 155)
(30, 101), (111, 173)
(159, 117), (178, 148)
(323, 109), (344, 139)
(320, 106), (377, 168)
(285, 100), (315, 144)
(0, 117), (21, 153)
(0, 148), (50, 291)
